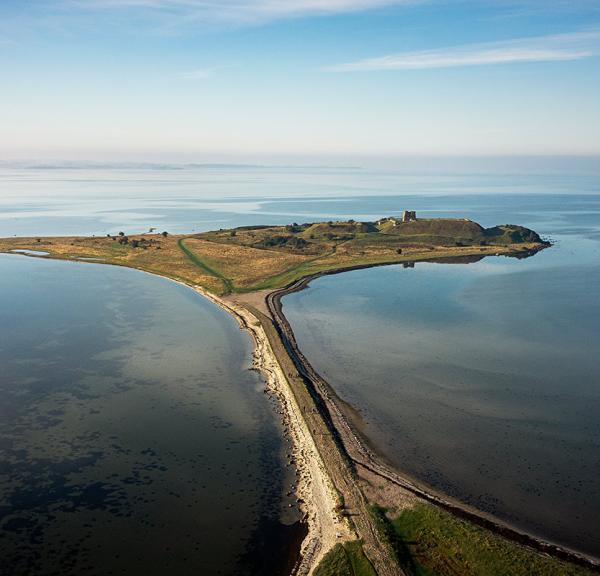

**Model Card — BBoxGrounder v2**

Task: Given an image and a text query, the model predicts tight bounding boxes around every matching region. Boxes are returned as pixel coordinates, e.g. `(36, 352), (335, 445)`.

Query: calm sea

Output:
(282, 185), (600, 557)
(0, 246), (303, 573)
(0, 164), (599, 567)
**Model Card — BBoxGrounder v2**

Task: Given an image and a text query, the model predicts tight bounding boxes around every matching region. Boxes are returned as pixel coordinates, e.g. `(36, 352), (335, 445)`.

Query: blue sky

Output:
(1, 1), (599, 161)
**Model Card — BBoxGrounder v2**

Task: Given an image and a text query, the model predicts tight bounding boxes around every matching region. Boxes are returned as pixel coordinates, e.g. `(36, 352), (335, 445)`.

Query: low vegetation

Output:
(314, 540), (377, 576)
(0, 217), (547, 296)
(369, 504), (595, 576)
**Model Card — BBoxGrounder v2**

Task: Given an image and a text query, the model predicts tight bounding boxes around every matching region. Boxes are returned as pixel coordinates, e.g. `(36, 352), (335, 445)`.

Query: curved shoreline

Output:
(4, 248), (598, 573)
(1, 252), (345, 575)
(186, 283), (354, 575)
(267, 264), (600, 572)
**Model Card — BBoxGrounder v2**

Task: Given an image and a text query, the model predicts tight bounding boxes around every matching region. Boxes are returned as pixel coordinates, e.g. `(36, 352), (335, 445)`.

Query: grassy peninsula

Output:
(0, 216), (547, 296)
(4, 216), (594, 576)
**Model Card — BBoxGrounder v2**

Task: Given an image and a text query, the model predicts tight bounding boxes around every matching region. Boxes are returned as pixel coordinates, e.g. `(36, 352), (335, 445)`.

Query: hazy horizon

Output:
(1, 154), (599, 176)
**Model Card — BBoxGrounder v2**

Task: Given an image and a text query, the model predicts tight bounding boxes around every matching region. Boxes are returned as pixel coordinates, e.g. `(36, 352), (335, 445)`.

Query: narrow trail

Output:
(178, 238), (234, 293)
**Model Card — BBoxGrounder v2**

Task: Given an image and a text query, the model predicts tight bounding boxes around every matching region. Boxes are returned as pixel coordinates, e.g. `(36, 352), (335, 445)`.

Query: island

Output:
(3, 216), (596, 576)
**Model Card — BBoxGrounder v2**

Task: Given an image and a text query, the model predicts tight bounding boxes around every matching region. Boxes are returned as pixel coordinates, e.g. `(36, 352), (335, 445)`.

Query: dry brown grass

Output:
(184, 238), (311, 288)
(0, 229), (545, 296)
(0, 235), (224, 293)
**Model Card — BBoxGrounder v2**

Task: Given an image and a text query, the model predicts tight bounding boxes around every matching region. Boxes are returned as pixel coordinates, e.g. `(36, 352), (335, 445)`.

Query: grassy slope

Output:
(0, 218), (547, 295)
(369, 504), (595, 576)
(185, 219), (545, 292)
(177, 238), (233, 293)
(314, 541), (377, 576)
(182, 237), (312, 291)
(0, 224), (543, 296)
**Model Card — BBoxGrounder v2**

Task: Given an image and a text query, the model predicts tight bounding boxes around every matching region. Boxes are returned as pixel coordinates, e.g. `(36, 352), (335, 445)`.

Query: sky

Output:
(1, 0), (599, 162)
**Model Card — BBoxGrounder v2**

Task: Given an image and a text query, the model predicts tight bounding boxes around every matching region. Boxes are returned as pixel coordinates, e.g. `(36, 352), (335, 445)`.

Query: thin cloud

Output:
(326, 30), (600, 71)
(71, 0), (420, 25)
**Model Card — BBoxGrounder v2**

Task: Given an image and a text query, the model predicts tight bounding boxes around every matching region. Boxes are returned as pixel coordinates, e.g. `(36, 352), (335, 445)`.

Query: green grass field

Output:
(314, 541), (377, 576)
(369, 504), (595, 576)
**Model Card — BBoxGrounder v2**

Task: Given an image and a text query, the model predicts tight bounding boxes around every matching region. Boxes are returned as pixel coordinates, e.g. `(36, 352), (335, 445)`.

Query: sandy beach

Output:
(195, 285), (355, 574)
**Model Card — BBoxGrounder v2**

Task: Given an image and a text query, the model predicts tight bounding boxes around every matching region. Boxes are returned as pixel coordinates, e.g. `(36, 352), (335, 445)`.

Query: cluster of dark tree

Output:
(324, 233), (354, 241)
(455, 240), (488, 247)
(105, 230), (168, 249)
(254, 235), (309, 250)
(225, 225), (271, 231)
(284, 223), (310, 234)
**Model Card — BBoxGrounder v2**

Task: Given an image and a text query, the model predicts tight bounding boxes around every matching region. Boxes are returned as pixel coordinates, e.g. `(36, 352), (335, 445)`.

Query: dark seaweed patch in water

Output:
(0, 256), (297, 576)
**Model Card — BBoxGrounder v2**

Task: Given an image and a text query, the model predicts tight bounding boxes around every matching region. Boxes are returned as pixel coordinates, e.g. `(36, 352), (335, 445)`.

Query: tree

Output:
(118, 231), (125, 237)
(161, 231), (168, 237)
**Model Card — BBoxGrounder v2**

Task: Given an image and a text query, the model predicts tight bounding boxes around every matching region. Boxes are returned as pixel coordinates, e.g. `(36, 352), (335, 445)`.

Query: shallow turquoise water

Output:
(283, 196), (600, 557)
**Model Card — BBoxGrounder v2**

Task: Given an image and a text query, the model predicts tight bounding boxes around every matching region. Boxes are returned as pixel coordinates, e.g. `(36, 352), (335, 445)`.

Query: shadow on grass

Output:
(369, 506), (429, 576)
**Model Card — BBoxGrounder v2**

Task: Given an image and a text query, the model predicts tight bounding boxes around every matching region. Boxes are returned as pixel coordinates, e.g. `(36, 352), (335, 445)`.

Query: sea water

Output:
(1, 163), (598, 564)
(283, 192), (600, 557)
(0, 255), (301, 575)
